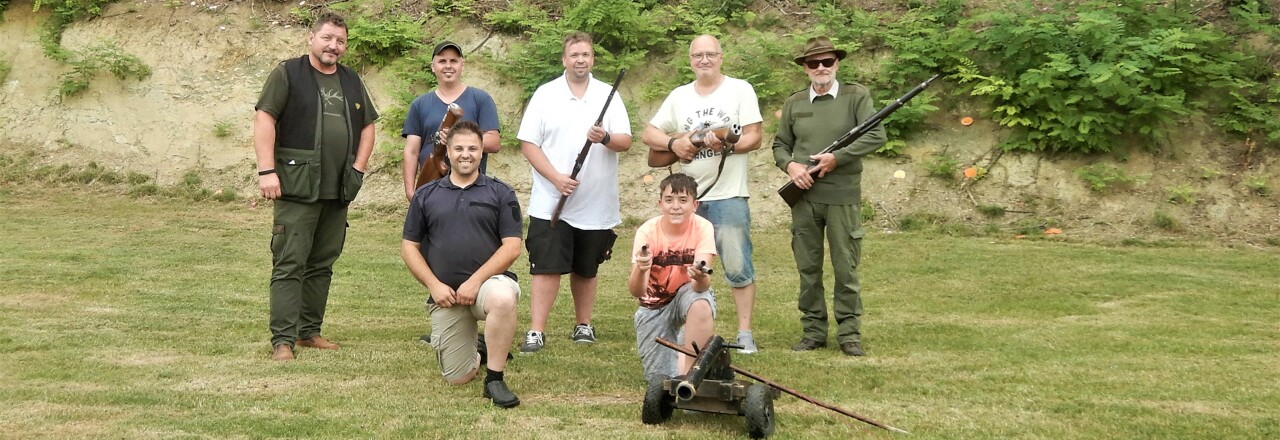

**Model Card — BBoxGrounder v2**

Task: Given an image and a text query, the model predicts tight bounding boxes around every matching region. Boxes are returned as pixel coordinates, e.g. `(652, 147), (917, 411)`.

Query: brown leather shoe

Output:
(791, 338), (826, 351)
(271, 344), (295, 361)
(839, 341), (865, 357)
(298, 336), (339, 350)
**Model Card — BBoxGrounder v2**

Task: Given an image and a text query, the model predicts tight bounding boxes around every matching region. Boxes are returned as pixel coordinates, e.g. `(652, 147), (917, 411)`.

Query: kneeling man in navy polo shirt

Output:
(401, 120), (524, 408)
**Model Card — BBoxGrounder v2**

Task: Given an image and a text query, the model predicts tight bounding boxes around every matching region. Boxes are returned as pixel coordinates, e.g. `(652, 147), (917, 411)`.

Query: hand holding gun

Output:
(415, 103), (464, 189)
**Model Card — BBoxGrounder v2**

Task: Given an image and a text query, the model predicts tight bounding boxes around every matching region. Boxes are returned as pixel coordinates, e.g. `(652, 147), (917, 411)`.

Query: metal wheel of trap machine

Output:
(642, 377), (675, 424)
(743, 382), (776, 438)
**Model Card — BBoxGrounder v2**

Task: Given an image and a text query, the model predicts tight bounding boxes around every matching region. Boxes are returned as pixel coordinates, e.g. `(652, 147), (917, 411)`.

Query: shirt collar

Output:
(558, 71), (595, 100)
(808, 83), (840, 103)
(438, 173), (491, 189)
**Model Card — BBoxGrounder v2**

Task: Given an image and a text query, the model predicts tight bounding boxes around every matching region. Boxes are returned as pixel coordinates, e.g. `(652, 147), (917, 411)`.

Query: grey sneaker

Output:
(571, 324), (596, 344)
(519, 331), (544, 354)
(418, 334), (431, 344)
(736, 333), (758, 354)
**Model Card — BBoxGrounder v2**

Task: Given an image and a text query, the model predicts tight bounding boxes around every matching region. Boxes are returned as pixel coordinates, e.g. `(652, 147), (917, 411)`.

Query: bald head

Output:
(689, 34), (721, 54)
(688, 34), (724, 81)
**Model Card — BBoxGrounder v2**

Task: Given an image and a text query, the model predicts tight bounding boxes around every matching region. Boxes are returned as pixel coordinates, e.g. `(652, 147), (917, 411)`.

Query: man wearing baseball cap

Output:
(771, 36), (886, 357)
(401, 40), (503, 200)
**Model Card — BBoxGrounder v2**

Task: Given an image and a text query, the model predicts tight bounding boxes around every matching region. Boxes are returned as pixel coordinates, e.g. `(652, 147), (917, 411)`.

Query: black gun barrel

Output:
(777, 74), (939, 207)
(675, 335), (727, 401)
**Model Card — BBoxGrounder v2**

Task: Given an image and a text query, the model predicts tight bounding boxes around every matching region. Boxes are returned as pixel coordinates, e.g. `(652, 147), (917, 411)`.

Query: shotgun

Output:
(647, 124), (743, 168)
(414, 102), (464, 189)
(549, 68), (627, 227)
(777, 74), (938, 207)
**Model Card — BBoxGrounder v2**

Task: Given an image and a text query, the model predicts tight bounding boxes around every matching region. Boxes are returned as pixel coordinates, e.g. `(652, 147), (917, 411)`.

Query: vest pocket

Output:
(341, 166), (365, 203)
(275, 148), (320, 203)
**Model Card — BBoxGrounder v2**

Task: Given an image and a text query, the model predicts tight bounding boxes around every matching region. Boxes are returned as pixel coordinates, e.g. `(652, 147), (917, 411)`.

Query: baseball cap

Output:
(432, 41), (464, 58)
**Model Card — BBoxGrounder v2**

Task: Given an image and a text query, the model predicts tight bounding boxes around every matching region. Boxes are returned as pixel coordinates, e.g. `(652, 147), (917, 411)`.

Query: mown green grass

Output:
(1, 184), (1277, 439)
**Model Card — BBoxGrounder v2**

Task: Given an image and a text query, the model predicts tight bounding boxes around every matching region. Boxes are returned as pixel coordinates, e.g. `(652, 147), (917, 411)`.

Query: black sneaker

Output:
(418, 334), (431, 344)
(519, 331), (545, 354)
(571, 324), (597, 344)
(483, 380), (520, 408)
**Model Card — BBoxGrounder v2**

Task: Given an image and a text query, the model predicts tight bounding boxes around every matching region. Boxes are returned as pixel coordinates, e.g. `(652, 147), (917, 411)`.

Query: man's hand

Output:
(587, 125), (609, 144)
(786, 161), (815, 190)
(672, 135), (697, 162)
(809, 152), (838, 178)
(430, 283), (459, 308)
(259, 173), (282, 200)
(455, 278), (482, 306)
(702, 131), (725, 153)
(433, 127), (451, 147)
(551, 173), (580, 197)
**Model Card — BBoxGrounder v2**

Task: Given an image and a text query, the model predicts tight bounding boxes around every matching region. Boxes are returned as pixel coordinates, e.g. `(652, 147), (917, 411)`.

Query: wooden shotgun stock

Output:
(647, 124), (743, 168)
(549, 68), (626, 227)
(414, 103), (464, 189)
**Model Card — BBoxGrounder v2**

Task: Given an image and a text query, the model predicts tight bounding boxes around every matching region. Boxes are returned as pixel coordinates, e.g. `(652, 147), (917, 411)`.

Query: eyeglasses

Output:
(804, 58), (837, 69)
(690, 52), (722, 61)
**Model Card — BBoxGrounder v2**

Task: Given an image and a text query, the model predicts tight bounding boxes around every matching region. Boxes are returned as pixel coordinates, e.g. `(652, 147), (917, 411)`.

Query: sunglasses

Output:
(804, 58), (837, 69)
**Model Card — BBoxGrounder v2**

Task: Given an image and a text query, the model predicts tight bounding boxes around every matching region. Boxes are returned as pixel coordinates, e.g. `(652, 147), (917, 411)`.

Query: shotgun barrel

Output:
(549, 68), (627, 226)
(777, 75), (938, 207)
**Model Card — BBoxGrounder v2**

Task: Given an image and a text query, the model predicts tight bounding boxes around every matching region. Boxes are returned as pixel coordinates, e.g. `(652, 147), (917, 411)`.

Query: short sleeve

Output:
(476, 90), (501, 133)
(254, 65), (289, 118)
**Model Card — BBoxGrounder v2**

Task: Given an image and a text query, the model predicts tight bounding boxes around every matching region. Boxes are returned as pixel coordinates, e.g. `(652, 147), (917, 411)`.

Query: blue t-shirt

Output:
(401, 87), (501, 174)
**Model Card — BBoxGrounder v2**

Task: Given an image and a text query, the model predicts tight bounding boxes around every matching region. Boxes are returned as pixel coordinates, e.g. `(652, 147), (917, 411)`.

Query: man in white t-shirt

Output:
(642, 34), (764, 354)
(516, 31), (632, 354)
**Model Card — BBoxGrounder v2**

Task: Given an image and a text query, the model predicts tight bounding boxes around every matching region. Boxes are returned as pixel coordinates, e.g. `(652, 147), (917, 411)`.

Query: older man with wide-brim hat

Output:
(771, 35), (887, 358)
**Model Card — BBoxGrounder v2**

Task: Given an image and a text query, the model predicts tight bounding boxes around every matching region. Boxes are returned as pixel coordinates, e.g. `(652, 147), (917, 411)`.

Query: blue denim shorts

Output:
(696, 197), (755, 287)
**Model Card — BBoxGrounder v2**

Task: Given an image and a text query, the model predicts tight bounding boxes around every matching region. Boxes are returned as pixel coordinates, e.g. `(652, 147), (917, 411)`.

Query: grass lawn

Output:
(1, 184), (1277, 439)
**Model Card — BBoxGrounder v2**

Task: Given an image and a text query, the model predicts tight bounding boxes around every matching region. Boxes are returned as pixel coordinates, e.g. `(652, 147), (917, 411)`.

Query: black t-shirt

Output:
(402, 175), (523, 290)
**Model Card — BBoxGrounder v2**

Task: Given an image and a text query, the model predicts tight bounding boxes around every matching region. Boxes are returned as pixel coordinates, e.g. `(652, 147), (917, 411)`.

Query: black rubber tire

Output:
(744, 383), (776, 438)
(642, 378), (674, 425)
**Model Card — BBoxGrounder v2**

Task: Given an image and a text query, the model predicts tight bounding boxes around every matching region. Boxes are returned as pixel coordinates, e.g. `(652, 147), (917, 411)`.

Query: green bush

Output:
(1076, 163), (1133, 193)
(923, 155), (958, 179)
(1165, 183), (1198, 204)
(212, 120), (234, 138)
(977, 204), (1006, 218)
(0, 54), (10, 83)
(345, 14), (425, 70)
(1243, 175), (1270, 196)
(953, 0), (1266, 152)
(1152, 210), (1177, 230)
(57, 42), (151, 98)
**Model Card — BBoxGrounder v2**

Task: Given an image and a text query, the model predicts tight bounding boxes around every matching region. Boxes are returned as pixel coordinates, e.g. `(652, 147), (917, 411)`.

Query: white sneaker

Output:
(737, 334), (758, 354)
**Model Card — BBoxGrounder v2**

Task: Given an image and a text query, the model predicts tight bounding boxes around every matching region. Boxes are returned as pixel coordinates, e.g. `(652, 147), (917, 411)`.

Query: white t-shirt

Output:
(517, 72), (632, 229)
(648, 76), (763, 201)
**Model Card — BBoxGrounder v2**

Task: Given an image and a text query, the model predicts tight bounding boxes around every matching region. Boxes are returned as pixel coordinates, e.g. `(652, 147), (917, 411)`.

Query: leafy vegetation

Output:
(1076, 163), (1135, 193)
(0, 53), (10, 83)
(57, 43), (151, 98)
(344, 13), (425, 71)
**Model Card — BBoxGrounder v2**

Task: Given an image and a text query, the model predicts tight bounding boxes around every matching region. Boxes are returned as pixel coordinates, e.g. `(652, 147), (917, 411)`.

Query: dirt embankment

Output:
(2, 2), (1277, 243)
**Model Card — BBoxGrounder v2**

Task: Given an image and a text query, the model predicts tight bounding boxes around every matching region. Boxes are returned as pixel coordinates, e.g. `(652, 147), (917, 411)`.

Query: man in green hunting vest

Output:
(252, 12), (379, 361)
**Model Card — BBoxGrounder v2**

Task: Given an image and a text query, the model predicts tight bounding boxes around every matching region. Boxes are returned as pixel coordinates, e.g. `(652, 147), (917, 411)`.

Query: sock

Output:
(485, 368), (504, 384)
(738, 330), (753, 340)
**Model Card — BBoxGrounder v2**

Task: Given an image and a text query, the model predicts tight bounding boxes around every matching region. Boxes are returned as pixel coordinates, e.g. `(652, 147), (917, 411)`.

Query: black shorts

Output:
(526, 218), (617, 277)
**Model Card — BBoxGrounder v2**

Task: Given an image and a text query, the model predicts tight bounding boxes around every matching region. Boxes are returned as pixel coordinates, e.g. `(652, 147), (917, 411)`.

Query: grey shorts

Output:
(633, 283), (716, 382)
(426, 275), (521, 383)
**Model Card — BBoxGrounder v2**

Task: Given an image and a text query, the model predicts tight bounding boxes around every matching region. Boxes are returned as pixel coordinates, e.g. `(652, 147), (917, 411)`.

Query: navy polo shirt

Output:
(403, 174), (523, 290)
